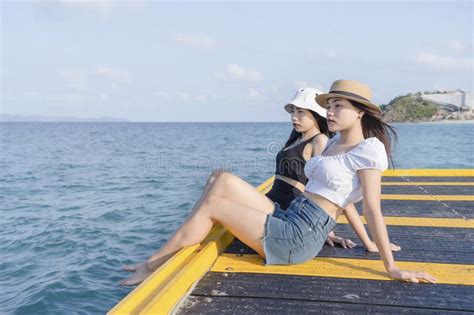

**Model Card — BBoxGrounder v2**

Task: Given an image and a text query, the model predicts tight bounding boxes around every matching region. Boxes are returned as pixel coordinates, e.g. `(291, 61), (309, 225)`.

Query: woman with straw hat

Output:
(120, 80), (435, 286)
(267, 87), (399, 252)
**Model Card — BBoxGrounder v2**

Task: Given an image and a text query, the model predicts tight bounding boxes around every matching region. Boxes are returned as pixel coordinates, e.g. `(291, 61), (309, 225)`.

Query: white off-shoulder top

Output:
(304, 134), (388, 208)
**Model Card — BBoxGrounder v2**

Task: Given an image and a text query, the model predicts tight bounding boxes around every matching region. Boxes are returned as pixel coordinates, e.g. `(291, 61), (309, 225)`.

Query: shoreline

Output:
(1, 119), (474, 124)
(391, 119), (474, 124)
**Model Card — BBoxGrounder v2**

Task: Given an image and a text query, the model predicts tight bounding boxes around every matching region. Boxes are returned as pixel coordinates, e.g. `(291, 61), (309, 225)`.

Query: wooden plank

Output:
(369, 200), (472, 218)
(336, 215), (474, 228)
(211, 254), (474, 286)
(188, 273), (474, 312)
(381, 194), (474, 201)
(382, 169), (474, 177)
(382, 182), (474, 186)
(178, 296), (468, 314)
(382, 176), (474, 182)
(381, 185), (473, 195)
(226, 225), (474, 264)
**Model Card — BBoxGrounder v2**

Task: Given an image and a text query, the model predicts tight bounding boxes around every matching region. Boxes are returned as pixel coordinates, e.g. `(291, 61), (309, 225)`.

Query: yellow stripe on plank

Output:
(383, 169), (474, 177)
(108, 225), (234, 315)
(212, 254), (474, 286)
(258, 176), (275, 194)
(382, 182), (474, 186)
(381, 194), (473, 201)
(336, 216), (474, 228)
(140, 229), (234, 314)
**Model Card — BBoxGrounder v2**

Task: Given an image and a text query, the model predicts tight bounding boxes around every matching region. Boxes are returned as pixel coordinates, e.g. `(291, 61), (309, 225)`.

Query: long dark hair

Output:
(284, 111), (333, 148)
(350, 100), (397, 168)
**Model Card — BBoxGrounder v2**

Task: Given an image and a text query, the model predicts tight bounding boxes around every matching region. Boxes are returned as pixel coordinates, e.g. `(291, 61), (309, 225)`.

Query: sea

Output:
(0, 122), (473, 314)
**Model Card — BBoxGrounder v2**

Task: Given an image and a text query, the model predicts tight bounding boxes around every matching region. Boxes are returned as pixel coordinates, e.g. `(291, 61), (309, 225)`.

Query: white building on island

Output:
(421, 90), (473, 111)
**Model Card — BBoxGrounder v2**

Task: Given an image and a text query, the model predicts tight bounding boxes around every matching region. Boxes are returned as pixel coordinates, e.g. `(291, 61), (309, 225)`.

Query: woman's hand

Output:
(388, 267), (437, 283)
(326, 231), (356, 249)
(366, 241), (401, 253)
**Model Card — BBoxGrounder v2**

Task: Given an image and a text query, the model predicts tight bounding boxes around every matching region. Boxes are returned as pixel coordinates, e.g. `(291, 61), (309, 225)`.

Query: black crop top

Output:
(274, 134), (319, 185)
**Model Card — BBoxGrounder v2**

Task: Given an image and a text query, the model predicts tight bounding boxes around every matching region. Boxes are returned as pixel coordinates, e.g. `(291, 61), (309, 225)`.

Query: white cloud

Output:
(176, 91), (190, 101)
(248, 88), (262, 99)
(95, 66), (131, 85)
(414, 52), (473, 71)
(153, 91), (171, 99)
(215, 64), (263, 82)
(154, 91), (213, 103)
(58, 0), (115, 20)
(59, 66), (131, 93)
(293, 81), (325, 92)
(173, 33), (216, 49)
(99, 93), (110, 102)
(325, 49), (338, 58)
(59, 70), (88, 92)
(176, 92), (210, 103)
(57, 0), (144, 20)
(23, 91), (41, 98)
(194, 95), (208, 103)
(448, 40), (467, 53)
(49, 93), (87, 103)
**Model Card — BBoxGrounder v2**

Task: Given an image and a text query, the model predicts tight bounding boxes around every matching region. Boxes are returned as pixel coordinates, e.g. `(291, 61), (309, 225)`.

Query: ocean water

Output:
(0, 122), (472, 314)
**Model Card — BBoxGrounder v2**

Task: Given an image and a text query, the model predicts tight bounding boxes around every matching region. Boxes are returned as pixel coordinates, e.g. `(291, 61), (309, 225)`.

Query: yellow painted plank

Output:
(108, 244), (200, 314)
(212, 254), (474, 286)
(141, 230), (234, 314)
(382, 182), (474, 186)
(382, 169), (474, 177)
(108, 225), (234, 315)
(336, 215), (474, 228)
(258, 176), (274, 194)
(381, 194), (474, 201)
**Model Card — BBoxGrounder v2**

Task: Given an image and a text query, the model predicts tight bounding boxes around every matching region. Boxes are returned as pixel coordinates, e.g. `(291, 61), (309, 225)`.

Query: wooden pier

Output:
(109, 169), (474, 314)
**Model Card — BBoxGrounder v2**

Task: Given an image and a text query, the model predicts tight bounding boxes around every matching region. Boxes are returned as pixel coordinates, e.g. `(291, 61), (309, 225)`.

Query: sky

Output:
(1, 0), (473, 122)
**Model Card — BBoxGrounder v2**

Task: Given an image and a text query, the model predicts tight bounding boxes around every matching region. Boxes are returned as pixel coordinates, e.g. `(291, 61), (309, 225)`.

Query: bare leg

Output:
(122, 170), (225, 273)
(120, 191), (272, 286)
(189, 169), (225, 214)
(204, 172), (276, 214)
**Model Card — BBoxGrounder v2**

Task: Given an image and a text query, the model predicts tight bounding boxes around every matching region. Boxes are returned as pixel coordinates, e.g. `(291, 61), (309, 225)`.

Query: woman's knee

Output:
(213, 171), (236, 187)
(206, 169), (225, 186)
(211, 169), (225, 178)
(201, 194), (225, 212)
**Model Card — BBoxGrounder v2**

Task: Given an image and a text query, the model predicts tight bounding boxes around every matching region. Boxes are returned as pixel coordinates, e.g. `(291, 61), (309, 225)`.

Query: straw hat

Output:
(284, 87), (327, 118)
(316, 80), (381, 113)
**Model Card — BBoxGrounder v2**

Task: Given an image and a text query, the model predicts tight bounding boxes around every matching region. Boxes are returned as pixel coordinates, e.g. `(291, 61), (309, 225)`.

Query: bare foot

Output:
(119, 262), (153, 286)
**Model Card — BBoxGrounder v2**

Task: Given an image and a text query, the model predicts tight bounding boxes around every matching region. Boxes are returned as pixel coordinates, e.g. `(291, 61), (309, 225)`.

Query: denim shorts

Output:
(262, 195), (336, 265)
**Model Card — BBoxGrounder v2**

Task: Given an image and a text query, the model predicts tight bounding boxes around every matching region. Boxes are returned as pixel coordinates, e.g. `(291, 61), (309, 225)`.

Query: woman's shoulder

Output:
(358, 137), (386, 153)
(349, 137), (388, 171)
(311, 133), (329, 145)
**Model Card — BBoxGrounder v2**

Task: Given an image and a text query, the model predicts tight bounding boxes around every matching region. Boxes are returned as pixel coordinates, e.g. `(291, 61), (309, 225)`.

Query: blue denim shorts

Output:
(262, 195), (336, 265)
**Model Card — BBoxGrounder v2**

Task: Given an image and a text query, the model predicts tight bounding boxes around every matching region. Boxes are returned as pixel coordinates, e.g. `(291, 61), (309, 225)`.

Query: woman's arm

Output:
(344, 203), (400, 252)
(358, 169), (436, 283)
(344, 203), (373, 249)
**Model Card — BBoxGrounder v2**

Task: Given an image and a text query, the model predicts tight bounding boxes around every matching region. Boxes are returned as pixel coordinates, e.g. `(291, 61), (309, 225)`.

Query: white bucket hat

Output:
(284, 87), (327, 118)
